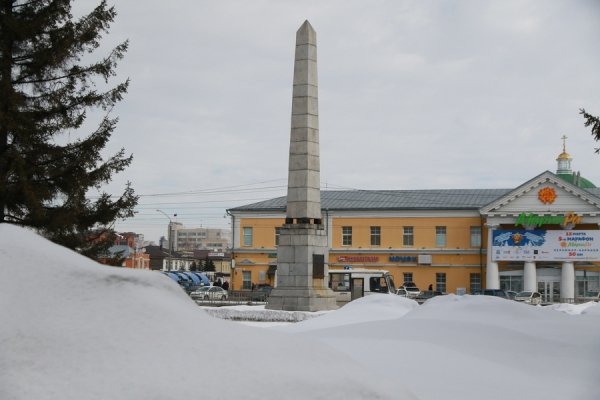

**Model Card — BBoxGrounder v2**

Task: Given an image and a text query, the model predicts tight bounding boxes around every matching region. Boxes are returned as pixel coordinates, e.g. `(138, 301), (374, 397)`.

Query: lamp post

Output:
(156, 209), (176, 270)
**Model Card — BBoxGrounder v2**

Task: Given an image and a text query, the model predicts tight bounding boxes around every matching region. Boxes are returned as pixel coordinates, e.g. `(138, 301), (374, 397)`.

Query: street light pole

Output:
(156, 209), (175, 270)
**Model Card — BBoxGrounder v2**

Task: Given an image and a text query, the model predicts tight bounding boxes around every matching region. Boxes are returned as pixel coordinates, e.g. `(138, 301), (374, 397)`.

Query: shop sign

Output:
(337, 256), (379, 263)
(268, 253), (277, 258)
(515, 212), (582, 227)
(491, 229), (600, 261)
(389, 256), (417, 263)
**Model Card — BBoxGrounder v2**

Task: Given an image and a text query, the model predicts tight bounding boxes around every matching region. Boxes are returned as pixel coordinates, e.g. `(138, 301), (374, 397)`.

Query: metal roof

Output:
(228, 187), (600, 213)
(228, 189), (515, 212)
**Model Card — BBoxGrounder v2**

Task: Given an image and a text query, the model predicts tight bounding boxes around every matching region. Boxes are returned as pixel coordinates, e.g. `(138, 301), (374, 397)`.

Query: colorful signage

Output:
(389, 256), (418, 263)
(337, 256), (379, 263)
(515, 212), (582, 228)
(491, 229), (600, 261)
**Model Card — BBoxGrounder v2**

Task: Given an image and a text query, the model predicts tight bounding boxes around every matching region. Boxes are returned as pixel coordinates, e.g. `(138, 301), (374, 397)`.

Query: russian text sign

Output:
(491, 230), (600, 261)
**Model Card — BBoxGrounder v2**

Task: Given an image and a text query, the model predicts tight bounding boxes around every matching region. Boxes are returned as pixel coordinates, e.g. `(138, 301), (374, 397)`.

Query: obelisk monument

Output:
(266, 21), (337, 311)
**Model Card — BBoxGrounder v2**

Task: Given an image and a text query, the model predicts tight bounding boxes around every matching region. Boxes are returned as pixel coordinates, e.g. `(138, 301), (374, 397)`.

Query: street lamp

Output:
(156, 209), (177, 270)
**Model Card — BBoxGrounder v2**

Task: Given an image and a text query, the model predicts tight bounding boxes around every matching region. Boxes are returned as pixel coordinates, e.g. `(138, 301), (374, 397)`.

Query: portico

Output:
(481, 170), (600, 302)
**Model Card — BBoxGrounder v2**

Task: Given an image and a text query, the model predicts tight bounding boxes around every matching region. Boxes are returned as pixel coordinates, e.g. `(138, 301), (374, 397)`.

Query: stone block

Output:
(295, 21), (317, 46)
(277, 246), (295, 263)
(290, 127), (319, 144)
(294, 43), (317, 61)
(292, 84), (318, 98)
(288, 170), (320, 190)
(291, 114), (319, 130)
(293, 59), (318, 86)
(291, 97), (318, 116)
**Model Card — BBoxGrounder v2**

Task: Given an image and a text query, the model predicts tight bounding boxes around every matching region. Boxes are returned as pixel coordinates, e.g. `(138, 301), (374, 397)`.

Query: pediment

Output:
(480, 171), (600, 217)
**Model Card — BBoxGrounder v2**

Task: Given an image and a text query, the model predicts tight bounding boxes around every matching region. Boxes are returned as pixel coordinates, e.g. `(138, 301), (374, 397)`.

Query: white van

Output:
(329, 268), (396, 306)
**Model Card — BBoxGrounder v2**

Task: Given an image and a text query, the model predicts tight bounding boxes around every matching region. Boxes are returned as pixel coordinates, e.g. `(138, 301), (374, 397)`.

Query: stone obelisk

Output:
(266, 21), (337, 311)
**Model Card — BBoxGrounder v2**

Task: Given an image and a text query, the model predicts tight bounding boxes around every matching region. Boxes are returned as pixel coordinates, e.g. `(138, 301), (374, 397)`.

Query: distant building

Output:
(99, 232), (150, 269)
(163, 223), (231, 252)
(227, 143), (600, 302)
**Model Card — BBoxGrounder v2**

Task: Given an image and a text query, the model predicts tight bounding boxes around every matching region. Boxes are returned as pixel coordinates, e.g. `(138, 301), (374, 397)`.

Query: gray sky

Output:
(74, 0), (600, 244)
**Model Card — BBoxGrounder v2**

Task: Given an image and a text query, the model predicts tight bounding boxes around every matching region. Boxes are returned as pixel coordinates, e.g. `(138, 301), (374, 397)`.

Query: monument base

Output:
(266, 286), (337, 312)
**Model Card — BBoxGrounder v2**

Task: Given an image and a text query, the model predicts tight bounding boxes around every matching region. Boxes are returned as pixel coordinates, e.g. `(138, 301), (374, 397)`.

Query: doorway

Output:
(537, 280), (560, 303)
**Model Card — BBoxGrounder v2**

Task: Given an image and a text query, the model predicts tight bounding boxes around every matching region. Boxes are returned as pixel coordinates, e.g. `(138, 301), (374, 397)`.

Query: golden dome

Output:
(557, 151), (572, 161)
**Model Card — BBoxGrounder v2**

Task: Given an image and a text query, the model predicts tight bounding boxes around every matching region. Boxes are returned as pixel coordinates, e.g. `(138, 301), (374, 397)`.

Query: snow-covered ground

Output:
(1, 224), (599, 400)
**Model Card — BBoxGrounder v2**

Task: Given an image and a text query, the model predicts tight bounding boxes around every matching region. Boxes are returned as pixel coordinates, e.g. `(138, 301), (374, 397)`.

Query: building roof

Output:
(229, 186), (600, 213)
(556, 172), (596, 189)
(229, 189), (514, 212)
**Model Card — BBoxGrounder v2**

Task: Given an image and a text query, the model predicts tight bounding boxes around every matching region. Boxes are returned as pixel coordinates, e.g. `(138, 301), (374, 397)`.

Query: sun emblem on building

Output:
(538, 187), (556, 204)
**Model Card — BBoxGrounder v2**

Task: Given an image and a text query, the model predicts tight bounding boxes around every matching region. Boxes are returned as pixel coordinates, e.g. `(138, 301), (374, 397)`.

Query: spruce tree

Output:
(581, 109), (600, 153)
(0, 0), (137, 258)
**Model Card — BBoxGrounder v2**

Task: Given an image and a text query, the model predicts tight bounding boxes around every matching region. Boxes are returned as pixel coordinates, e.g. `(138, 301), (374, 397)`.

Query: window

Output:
(342, 226), (352, 246)
(275, 227), (281, 246)
(470, 226), (481, 247)
(369, 276), (388, 293)
(403, 226), (414, 246)
(370, 226), (381, 246)
(436, 272), (446, 293)
(403, 272), (413, 283)
(330, 273), (350, 292)
(242, 271), (252, 290)
(243, 227), (253, 247)
(435, 226), (446, 247)
(470, 273), (481, 294)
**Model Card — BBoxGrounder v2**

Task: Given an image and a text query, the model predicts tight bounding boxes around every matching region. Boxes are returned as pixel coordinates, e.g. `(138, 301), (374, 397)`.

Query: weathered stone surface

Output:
(266, 20), (336, 312)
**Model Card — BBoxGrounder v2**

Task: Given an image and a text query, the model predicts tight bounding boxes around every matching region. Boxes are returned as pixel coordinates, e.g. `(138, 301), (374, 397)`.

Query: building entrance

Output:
(537, 280), (560, 303)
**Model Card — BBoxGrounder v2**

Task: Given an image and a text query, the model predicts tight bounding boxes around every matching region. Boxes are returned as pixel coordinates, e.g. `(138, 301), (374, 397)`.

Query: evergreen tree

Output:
(581, 108), (600, 153)
(203, 255), (215, 272)
(0, 0), (137, 257)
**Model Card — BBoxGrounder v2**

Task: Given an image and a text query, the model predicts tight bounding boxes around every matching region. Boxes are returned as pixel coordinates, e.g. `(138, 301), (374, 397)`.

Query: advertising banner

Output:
(491, 230), (600, 261)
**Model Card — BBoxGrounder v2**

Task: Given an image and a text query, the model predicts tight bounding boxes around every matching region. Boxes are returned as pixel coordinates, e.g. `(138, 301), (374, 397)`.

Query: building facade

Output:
(163, 222), (231, 252)
(228, 152), (600, 302)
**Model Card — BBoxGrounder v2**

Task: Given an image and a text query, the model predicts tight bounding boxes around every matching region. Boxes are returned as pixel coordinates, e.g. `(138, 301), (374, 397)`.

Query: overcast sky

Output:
(72, 0), (600, 244)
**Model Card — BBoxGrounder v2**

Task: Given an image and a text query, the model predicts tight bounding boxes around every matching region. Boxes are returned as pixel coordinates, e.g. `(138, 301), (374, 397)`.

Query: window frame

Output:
(342, 226), (352, 246)
(275, 227), (281, 246)
(243, 227), (253, 247)
(436, 272), (446, 293)
(470, 226), (482, 248)
(370, 226), (381, 246)
(242, 271), (252, 290)
(403, 226), (414, 247)
(435, 226), (447, 247)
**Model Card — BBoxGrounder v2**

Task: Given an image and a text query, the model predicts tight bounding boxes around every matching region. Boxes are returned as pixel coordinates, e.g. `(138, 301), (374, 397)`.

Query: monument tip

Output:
(296, 20), (316, 44)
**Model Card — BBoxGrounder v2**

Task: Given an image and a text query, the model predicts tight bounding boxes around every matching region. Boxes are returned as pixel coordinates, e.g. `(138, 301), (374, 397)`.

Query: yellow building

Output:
(228, 152), (600, 303)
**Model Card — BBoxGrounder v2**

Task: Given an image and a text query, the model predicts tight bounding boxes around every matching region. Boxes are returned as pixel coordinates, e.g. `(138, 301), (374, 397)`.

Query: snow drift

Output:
(2, 223), (599, 400)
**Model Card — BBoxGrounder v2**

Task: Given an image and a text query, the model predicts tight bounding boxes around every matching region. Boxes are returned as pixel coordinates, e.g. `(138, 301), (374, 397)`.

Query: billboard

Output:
(491, 230), (600, 261)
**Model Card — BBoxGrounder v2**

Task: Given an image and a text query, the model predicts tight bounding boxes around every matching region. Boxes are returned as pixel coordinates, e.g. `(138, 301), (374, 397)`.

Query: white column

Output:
(560, 262), (575, 302)
(486, 224), (499, 289)
(523, 261), (537, 292)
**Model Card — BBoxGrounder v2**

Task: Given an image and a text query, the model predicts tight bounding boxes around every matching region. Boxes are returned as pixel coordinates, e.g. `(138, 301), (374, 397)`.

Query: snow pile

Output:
(2, 224), (599, 400)
(0, 224), (406, 400)
(545, 301), (600, 315)
(281, 293), (600, 400)
(202, 304), (329, 322)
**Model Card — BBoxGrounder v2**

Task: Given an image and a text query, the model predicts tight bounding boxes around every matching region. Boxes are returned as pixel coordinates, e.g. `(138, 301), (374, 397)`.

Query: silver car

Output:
(514, 291), (542, 305)
(191, 286), (228, 300)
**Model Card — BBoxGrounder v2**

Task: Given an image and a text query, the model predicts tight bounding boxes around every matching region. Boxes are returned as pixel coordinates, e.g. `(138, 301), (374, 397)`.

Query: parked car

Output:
(416, 290), (443, 301)
(395, 288), (409, 297)
(250, 285), (273, 301)
(506, 290), (518, 300)
(191, 286), (228, 300)
(400, 282), (421, 298)
(481, 289), (509, 299)
(581, 290), (600, 302)
(514, 291), (542, 305)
